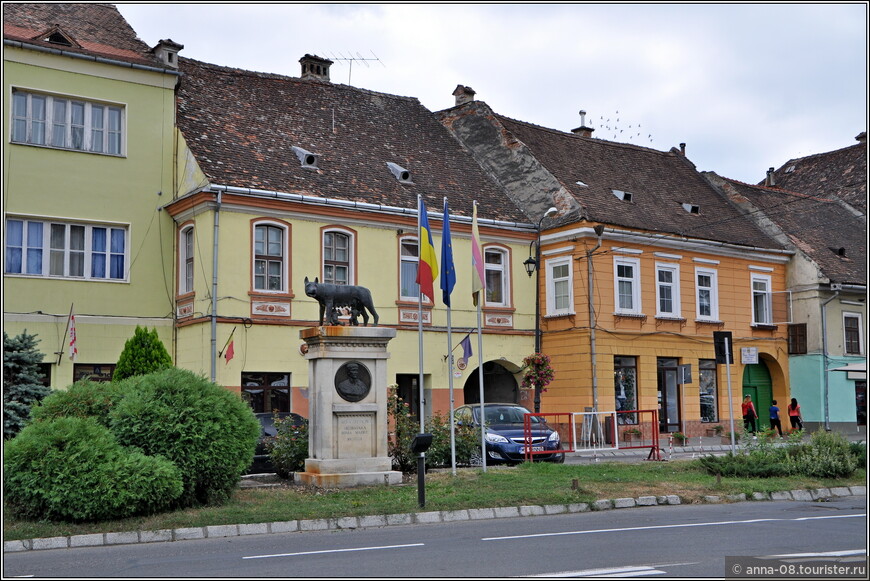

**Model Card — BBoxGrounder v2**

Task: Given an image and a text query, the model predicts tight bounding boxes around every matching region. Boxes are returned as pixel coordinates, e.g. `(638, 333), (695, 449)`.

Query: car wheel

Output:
(553, 453), (566, 464)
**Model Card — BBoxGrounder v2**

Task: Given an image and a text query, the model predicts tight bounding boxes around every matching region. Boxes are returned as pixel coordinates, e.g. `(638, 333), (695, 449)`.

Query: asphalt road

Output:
(4, 496), (866, 578)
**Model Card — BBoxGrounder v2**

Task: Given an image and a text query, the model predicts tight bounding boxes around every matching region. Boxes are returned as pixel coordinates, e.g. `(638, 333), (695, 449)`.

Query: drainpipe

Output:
(210, 190), (222, 382)
(588, 225), (605, 411)
(820, 288), (840, 431)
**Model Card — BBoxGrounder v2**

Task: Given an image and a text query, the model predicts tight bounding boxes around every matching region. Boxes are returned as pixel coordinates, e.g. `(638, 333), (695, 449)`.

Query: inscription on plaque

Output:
(336, 413), (375, 458)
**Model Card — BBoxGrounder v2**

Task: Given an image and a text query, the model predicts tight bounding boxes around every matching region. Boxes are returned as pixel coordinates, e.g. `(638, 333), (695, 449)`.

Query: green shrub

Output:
(112, 326), (172, 381)
(699, 451), (791, 478)
(787, 431), (858, 478)
(267, 416), (309, 478)
(31, 379), (122, 427)
(3, 417), (182, 521)
(109, 368), (260, 507)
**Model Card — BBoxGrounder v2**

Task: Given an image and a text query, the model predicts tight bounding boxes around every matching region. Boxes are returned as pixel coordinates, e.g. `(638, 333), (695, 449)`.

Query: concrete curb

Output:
(5, 486), (866, 553)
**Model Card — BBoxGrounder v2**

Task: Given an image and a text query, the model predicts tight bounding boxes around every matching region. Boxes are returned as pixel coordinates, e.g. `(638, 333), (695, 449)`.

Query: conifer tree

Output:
(113, 326), (173, 381)
(4, 330), (50, 439)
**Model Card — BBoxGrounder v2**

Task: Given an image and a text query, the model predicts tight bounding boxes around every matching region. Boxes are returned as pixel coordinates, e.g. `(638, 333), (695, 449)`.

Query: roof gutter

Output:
(208, 184), (536, 231)
(4, 39), (182, 77)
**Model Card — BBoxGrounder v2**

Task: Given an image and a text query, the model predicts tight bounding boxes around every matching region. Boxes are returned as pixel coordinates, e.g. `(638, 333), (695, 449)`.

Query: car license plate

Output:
(523, 446), (544, 453)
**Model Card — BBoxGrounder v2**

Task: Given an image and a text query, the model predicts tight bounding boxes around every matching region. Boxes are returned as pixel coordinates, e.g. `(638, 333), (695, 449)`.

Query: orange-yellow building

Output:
(438, 101), (793, 437)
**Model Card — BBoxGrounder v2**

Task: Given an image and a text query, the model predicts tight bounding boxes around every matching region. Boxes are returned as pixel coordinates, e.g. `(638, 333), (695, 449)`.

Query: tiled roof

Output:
(710, 176), (866, 285)
(766, 136), (867, 215)
(175, 58), (524, 223)
(3, 3), (161, 68)
(493, 114), (781, 249)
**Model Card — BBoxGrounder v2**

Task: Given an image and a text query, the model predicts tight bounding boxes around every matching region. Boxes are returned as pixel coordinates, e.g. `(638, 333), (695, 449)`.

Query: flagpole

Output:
(442, 197), (457, 475)
(417, 195), (425, 433)
(57, 303), (74, 365)
(471, 200), (487, 473)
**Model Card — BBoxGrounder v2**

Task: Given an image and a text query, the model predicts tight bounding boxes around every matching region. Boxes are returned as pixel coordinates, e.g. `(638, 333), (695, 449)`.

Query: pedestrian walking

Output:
(769, 399), (783, 437)
(787, 398), (803, 432)
(742, 395), (758, 435)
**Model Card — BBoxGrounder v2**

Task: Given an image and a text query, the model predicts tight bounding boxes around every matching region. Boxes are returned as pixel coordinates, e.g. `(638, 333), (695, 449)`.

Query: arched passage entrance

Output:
(463, 360), (520, 404)
(742, 361), (773, 430)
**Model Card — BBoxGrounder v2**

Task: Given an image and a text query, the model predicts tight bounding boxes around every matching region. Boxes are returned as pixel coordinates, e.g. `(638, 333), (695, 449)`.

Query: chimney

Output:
(153, 39), (184, 69)
(856, 131), (866, 143)
(299, 54), (333, 81)
(571, 110), (595, 138)
(765, 167), (776, 187)
(680, 143), (686, 156)
(452, 85), (476, 106)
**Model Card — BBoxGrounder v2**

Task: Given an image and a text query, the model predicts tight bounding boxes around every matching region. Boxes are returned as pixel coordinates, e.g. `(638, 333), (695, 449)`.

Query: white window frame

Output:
(4, 217), (128, 281)
(695, 267), (719, 321)
(655, 262), (681, 318)
(751, 273), (773, 325)
(545, 255), (573, 316)
(252, 221), (288, 293)
(614, 256), (642, 315)
(484, 246), (510, 307)
(399, 235), (421, 301)
(843, 312), (864, 355)
(179, 225), (194, 294)
(322, 228), (355, 286)
(11, 89), (124, 155)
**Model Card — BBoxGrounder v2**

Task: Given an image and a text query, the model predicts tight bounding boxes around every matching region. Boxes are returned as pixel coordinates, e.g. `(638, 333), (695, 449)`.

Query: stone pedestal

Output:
(296, 326), (402, 488)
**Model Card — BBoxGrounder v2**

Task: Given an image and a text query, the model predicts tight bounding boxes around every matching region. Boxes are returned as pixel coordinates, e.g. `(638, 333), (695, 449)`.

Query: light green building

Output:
(3, 4), (182, 387)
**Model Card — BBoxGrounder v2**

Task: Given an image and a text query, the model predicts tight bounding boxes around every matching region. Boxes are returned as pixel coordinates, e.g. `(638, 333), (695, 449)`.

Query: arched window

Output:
(179, 225), (194, 294)
(323, 228), (353, 285)
(253, 222), (287, 292)
(484, 246), (510, 306)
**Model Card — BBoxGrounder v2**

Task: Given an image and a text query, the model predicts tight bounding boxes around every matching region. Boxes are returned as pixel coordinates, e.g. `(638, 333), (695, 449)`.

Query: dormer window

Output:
(153, 39), (184, 69)
(35, 25), (78, 48)
(612, 189), (632, 202)
(387, 162), (413, 184)
(682, 203), (700, 214)
(291, 146), (320, 169)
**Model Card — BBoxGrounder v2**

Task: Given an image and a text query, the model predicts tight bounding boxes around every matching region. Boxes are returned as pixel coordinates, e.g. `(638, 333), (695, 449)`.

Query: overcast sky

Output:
(117, 2), (867, 185)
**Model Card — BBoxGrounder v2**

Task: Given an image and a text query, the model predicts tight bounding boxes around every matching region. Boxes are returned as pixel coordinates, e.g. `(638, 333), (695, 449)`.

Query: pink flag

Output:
(68, 314), (78, 362)
(471, 202), (486, 306)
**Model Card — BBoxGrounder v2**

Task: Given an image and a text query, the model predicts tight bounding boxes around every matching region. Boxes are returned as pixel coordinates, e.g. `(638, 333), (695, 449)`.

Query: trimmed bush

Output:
(31, 379), (122, 427)
(110, 368), (260, 507)
(113, 326), (172, 381)
(3, 417), (182, 521)
(787, 431), (858, 478)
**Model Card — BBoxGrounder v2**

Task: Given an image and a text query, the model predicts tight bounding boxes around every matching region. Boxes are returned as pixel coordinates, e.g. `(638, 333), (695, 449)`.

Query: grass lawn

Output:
(4, 459), (865, 543)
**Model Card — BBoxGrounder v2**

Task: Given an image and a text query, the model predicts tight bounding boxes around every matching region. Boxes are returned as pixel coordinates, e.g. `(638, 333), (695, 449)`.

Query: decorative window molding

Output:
(322, 227), (355, 286)
(545, 255), (574, 316)
(252, 220), (289, 293)
(655, 262), (681, 318)
(693, 257), (720, 265)
(178, 224), (194, 295)
(695, 267), (719, 321)
(748, 265), (774, 272)
(612, 246), (643, 255)
(614, 256), (642, 315)
(11, 89), (124, 155)
(5, 217), (127, 281)
(398, 235), (425, 302)
(484, 245), (510, 308)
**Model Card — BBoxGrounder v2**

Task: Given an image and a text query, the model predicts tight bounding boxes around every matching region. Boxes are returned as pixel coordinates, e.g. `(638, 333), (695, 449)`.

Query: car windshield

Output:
(476, 406), (540, 425)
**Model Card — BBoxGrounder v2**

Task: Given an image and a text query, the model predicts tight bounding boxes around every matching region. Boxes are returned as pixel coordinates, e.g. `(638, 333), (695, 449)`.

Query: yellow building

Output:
(3, 4), (181, 387)
(438, 101), (793, 437)
(165, 56), (542, 419)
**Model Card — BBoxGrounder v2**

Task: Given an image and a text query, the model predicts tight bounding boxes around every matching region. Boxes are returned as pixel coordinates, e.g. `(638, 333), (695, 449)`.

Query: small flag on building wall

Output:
(457, 333), (473, 369)
(68, 312), (78, 362)
(222, 327), (236, 364)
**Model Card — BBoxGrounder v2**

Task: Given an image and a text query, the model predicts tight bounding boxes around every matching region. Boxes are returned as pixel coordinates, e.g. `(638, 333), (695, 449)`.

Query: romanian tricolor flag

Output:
(416, 196), (438, 302)
(471, 201), (486, 306)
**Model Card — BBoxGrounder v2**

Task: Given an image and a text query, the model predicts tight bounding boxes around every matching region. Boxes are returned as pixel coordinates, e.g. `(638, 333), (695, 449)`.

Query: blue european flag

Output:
(440, 198), (456, 307)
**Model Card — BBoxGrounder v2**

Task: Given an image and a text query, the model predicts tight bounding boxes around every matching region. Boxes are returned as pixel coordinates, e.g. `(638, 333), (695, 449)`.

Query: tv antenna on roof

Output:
(325, 51), (385, 85)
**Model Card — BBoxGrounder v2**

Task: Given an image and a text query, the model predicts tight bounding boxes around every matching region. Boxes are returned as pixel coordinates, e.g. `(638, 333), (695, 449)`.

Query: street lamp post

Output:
(524, 207), (558, 413)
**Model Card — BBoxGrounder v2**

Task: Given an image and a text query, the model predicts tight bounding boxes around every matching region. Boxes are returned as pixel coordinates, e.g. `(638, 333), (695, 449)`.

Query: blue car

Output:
(454, 403), (565, 465)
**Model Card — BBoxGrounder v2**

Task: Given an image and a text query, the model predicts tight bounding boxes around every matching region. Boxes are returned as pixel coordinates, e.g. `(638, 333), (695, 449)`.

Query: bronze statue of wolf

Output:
(304, 277), (379, 327)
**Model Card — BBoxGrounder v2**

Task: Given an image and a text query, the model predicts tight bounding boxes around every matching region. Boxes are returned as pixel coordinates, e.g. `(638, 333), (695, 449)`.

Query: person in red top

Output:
(787, 398), (803, 432)
(742, 395), (758, 434)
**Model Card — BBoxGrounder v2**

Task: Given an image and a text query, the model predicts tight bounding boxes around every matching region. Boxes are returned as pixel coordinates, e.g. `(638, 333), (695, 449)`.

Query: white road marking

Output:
(243, 542), (424, 560)
(770, 549), (866, 558)
(483, 513), (866, 541)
